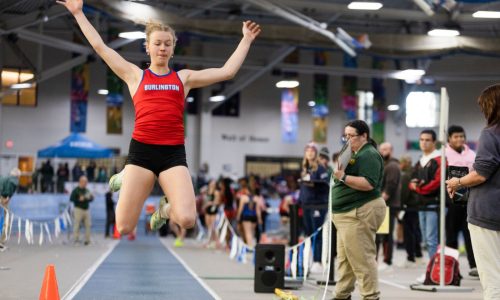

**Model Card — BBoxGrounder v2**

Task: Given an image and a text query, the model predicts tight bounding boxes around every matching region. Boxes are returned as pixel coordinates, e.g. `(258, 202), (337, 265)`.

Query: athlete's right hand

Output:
(56, 0), (83, 15)
(242, 21), (261, 42)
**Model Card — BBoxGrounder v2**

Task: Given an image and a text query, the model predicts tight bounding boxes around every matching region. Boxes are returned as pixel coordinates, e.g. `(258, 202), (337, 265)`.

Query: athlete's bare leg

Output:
(158, 166), (196, 229)
(115, 164), (155, 234)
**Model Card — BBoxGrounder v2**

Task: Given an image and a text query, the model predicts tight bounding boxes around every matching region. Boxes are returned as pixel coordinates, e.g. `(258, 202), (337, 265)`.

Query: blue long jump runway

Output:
(73, 236), (216, 300)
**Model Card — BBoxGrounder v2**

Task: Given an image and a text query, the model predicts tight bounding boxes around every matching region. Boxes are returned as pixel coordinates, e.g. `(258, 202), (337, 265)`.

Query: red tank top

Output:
(132, 69), (185, 145)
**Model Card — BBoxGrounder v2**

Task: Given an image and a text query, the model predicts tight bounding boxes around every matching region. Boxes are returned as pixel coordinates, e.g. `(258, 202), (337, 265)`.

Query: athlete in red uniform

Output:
(59, 0), (261, 234)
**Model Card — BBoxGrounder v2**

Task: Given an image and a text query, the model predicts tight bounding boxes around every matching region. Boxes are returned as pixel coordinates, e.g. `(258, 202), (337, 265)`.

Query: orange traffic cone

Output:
(39, 264), (60, 300)
(113, 225), (121, 239)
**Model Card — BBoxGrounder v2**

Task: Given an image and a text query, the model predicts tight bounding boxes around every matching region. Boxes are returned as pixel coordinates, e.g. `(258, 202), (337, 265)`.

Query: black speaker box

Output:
(254, 244), (285, 293)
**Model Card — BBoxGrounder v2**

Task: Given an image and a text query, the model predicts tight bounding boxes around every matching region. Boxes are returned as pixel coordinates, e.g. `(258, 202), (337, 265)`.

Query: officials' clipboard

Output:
(335, 140), (352, 172)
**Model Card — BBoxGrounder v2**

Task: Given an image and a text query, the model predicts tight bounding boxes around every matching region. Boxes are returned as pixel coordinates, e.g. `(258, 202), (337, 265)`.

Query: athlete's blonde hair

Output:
(144, 21), (177, 46)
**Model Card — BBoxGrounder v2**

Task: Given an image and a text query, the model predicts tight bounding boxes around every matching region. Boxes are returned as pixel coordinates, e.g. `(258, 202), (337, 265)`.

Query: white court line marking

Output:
(159, 239), (221, 300)
(62, 240), (120, 300)
(379, 278), (410, 290)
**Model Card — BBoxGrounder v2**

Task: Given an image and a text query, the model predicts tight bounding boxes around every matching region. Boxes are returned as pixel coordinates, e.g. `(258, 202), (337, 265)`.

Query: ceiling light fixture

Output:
(308, 101), (316, 107)
(347, 2), (383, 10)
(472, 11), (500, 18)
(393, 69), (426, 83)
(427, 28), (460, 37)
(275, 80), (300, 89)
(118, 31), (146, 40)
(209, 95), (226, 102)
(97, 89), (109, 95)
(10, 83), (33, 89)
(387, 104), (400, 111)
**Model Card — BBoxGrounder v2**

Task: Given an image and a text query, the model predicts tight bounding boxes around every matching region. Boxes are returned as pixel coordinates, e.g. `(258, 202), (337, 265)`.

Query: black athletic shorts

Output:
(126, 138), (188, 177)
(241, 215), (257, 223)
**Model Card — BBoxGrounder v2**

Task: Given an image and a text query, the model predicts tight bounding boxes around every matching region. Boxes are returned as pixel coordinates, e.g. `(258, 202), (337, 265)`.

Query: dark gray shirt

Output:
(382, 157), (401, 207)
(467, 124), (500, 231)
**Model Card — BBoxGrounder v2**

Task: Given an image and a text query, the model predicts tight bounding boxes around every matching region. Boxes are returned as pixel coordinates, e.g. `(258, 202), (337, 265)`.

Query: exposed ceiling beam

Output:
(108, 38), (138, 49)
(13, 28), (92, 55)
(183, 0), (226, 18)
(0, 0), (32, 15)
(0, 37), (136, 98)
(37, 55), (89, 84)
(246, 0), (356, 56)
(2, 23), (137, 56)
(273, 0), (493, 24)
(120, 51), (500, 82)
(121, 51), (260, 68)
(0, 5), (69, 33)
(90, 0), (181, 25)
(427, 74), (500, 82)
(276, 62), (500, 82)
(169, 54), (500, 82)
(36, 39), (135, 82)
(2, 35), (37, 73)
(207, 45), (296, 112)
(85, 0), (500, 55)
(2, 45), (498, 100)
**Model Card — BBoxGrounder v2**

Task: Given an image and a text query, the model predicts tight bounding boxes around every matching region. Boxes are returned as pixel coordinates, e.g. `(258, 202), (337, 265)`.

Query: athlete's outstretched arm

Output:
(57, 0), (140, 85)
(179, 21), (261, 91)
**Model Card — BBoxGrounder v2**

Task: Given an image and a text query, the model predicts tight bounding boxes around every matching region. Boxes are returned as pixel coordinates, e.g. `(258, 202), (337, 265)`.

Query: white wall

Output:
(1, 38), (495, 177)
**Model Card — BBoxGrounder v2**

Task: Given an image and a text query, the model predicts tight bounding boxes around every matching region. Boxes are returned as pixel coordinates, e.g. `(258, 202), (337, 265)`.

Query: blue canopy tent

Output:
(37, 133), (113, 158)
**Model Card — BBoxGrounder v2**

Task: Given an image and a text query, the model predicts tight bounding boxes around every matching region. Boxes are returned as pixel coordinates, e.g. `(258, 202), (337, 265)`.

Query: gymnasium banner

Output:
(281, 88), (299, 143)
(341, 54), (358, 121)
(312, 51), (329, 144)
(371, 58), (386, 144)
(106, 69), (123, 134)
(281, 50), (300, 144)
(107, 28), (124, 134)
(70, 63), (89, 133)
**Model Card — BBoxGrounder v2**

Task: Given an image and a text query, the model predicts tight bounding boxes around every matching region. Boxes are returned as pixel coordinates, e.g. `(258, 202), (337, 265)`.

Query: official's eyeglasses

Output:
(341, 134), (360, 142)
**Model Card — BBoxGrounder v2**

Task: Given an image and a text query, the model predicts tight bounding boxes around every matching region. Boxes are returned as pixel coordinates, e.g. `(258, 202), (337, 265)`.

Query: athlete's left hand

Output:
(242, 21), (261, 41)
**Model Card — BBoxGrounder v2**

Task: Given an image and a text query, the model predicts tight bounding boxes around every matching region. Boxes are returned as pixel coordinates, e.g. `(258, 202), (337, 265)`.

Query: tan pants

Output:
(468, 223), (500, 300)
(333, 198), (386, 300)
(73, 207), (92, 243)
(0, 197), (9, 244)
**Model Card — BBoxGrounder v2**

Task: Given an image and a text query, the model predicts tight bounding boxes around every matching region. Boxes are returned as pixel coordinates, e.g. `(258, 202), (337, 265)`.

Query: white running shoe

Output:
(310, 262), (323, 274)
(150, 197), (169, 231)
(416, 273), (426, 283)
(415, 257), (427, 266)
(398, 260), (417, 268)
(469, 267), (479, 277)
(377, 262), (392, 272)
(109, 170), (124, 192)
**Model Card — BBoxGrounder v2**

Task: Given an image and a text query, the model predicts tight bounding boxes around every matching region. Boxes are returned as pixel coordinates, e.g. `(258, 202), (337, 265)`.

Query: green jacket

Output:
(0, 176), (19, 198)
(331, 143), (383, 213)
(70, 187), (94, 210)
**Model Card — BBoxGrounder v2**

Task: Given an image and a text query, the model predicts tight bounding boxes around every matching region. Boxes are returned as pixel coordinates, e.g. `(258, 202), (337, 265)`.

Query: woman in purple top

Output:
(447, 84), (500, 300)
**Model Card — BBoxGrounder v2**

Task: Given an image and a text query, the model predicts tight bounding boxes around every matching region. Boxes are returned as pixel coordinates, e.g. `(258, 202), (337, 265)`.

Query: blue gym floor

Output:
(73, 236), (215, 300)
